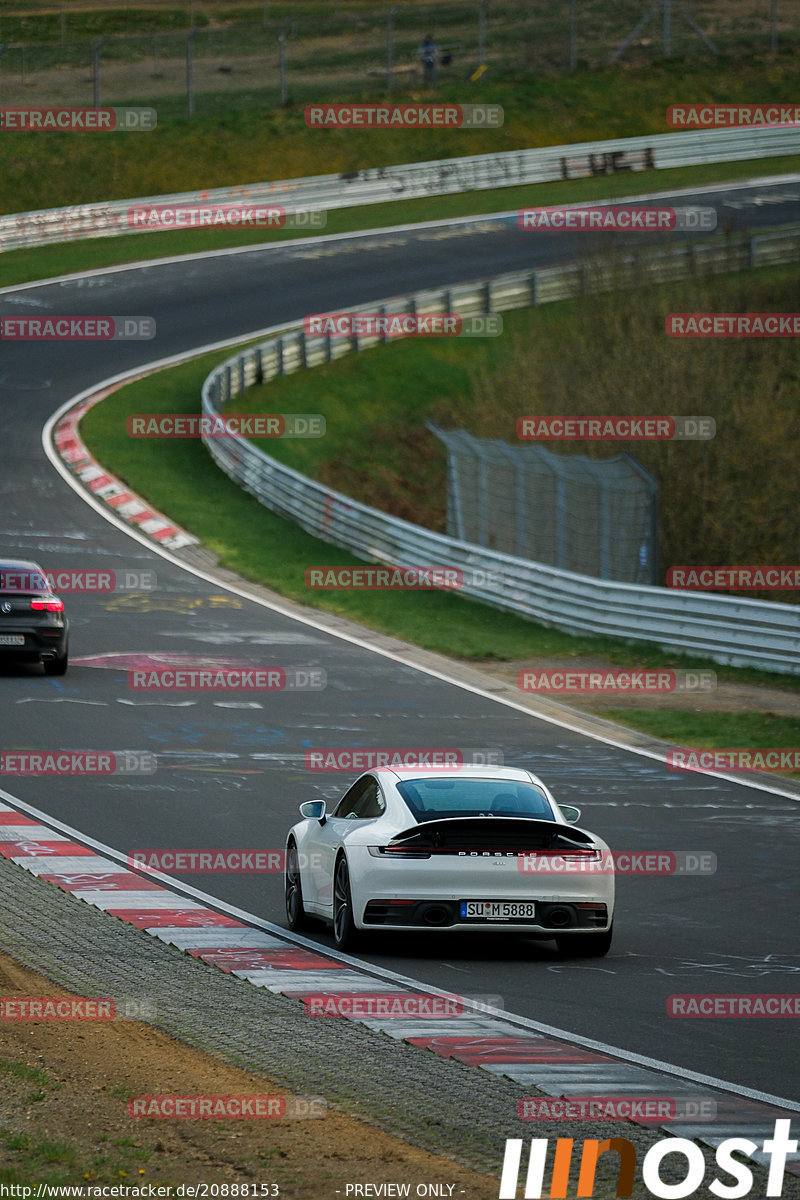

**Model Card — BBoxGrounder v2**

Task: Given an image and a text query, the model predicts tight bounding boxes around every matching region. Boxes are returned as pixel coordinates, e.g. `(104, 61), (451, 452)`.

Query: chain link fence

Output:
(0, 2), (795, 113)
(428, 426), (659, 584)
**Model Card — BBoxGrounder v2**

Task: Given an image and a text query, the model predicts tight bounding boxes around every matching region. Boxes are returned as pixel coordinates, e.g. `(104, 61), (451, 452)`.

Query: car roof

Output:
(376, 765), (536, 783)
(0, 559), (45, 571)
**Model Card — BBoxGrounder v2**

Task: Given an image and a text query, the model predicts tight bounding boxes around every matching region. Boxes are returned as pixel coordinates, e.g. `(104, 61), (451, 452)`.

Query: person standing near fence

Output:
(420, 33), (438, 85)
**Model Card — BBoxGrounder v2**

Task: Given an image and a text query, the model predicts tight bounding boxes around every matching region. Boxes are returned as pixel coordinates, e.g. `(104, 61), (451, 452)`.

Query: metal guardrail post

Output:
(92, 38), (106, 107)
(530, 271), (539, 305)
(663, 0), (672, 56)
(0, 45), (8, 106)
(515, 458), (525, 558)
(477, 443), (489, 548)
(478, 0), (488, 67)
(386, 6), (398, 94)
(449, 451), (466, 542)
(278, 17), (290, 107)
(569, 0), (577, 71)
(186, 29), (197, 117)
(554, 476), (566, 569)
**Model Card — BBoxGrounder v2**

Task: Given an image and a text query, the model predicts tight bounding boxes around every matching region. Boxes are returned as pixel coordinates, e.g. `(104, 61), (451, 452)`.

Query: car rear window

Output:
(0, 566), (49, 593)
(396, 778), (556, 822)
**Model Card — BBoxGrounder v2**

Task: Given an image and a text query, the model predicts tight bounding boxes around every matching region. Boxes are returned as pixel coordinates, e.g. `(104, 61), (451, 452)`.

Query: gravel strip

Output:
(0, 851), (796, 1196)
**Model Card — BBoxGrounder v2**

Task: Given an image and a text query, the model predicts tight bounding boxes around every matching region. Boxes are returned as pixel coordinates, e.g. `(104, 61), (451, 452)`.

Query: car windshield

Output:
(396, 778), (556, 822)
(0, 566), (48, 593)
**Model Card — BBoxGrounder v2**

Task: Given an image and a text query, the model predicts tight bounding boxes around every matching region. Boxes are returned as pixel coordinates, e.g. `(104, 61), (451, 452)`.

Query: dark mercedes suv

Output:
(0, 559), (69, 675)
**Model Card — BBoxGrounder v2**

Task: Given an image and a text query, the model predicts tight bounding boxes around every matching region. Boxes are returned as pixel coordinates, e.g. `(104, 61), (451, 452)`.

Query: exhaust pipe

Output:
(423, 905), (449, 926)
(547, 906), (573, 928)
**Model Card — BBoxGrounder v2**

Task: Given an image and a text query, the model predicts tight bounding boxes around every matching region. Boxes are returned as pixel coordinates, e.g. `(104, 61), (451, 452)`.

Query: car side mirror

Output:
(300, 800), (327, 825)
(559, 804), (581, 824)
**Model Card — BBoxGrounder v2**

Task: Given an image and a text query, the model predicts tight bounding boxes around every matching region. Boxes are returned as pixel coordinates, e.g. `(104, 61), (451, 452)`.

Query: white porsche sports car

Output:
(284, 765), (614, 956)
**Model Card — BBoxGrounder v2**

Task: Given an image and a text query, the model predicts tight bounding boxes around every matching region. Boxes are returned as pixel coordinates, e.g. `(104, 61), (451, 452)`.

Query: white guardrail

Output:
(200, 226), (800, 674)
(3, 124), (799, 252)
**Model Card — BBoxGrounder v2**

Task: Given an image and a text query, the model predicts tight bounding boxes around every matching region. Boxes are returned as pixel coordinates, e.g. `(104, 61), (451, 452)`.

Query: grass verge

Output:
(79, 332), (800, 767)
(603, 709), (800, 748)
(3, 55), (800, 213)
(601, 709), (800, 777)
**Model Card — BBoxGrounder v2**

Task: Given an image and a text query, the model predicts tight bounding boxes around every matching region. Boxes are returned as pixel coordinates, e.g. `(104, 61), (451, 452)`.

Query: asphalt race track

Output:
(1, 177), (799, 1109)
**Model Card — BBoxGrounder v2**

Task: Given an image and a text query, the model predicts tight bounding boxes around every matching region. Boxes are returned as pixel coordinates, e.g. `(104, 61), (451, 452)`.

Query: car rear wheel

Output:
(555, 924), (613, 958)
(285, 842), (310, 931)
(332, 855), (358, 951)
(43, 647), (68, 676)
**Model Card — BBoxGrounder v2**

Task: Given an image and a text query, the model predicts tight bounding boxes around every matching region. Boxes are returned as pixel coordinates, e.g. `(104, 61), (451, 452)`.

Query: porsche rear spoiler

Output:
(386, 817), (597, 853)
